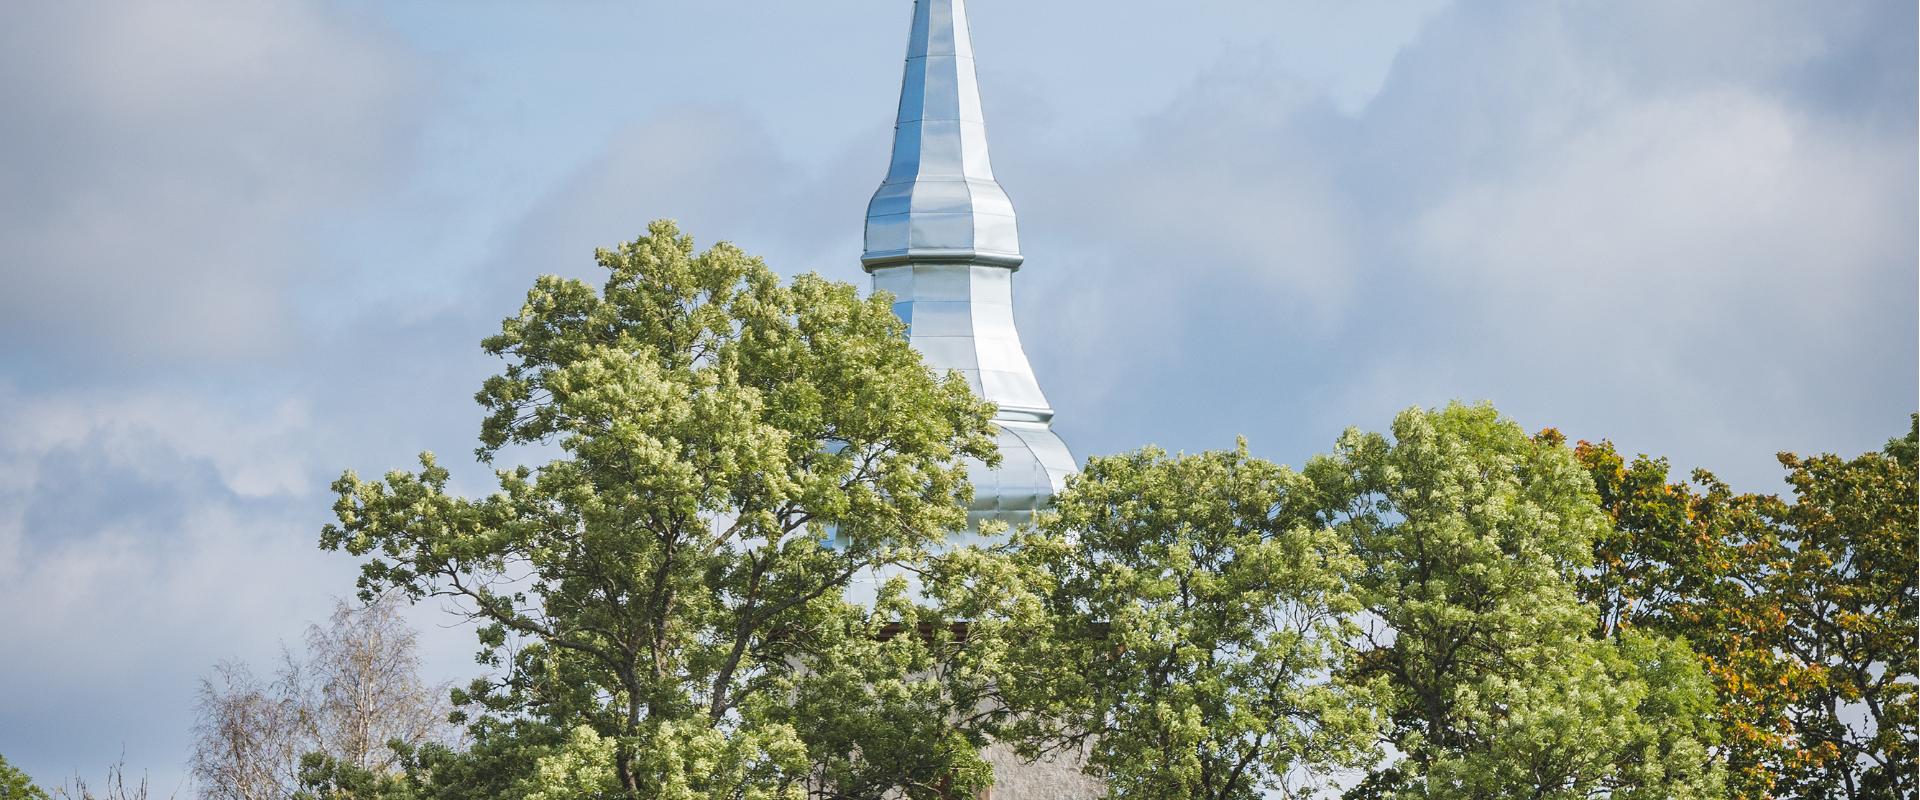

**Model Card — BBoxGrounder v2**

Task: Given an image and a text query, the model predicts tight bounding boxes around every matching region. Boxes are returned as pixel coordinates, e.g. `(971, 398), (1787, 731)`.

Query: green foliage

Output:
(0, 755), (47, 800)
(770, 578), (1001, 799)
(295, 752), (413, 800)
(1577, 416), (1918, 799)
(301, 719), (562, 800)
(1311, 403), (1723, 799)
(305, 213), (1907, 799)
(319, 221), (1001, 799)
(1757, 418), (1917, 799)
(994, 443), (1381, 799)
(1577, 437), (1806, 797)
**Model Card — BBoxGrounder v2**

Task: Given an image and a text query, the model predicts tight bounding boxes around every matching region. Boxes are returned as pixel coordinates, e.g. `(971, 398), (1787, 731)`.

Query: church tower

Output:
(865, 0), (1075, 544)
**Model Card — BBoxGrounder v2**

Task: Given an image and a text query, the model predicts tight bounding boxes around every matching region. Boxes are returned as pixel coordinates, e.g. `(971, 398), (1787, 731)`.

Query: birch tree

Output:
(191, 597), (454, 800)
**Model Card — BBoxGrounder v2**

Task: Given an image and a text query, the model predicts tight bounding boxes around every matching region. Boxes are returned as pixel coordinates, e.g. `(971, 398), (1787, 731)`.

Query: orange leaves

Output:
(1571, 418), (1919, 798)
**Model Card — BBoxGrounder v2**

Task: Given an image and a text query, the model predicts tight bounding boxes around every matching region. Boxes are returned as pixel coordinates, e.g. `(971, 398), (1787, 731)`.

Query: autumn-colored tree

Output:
(1576, 438), (1804, 797)
(1575, 416), (1917, 799)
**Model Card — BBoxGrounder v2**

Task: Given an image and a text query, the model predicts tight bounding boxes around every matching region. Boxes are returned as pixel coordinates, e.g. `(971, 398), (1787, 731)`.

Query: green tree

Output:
(1307, 404), (1722, 799)
(1576, 417), (1918, 799)
(320, 221), (1001, 799)
(0, 755), (48, 800)
(294, 751), (412, 800)
(995, 444), (1381, 799)
(1759, 418), (1917, 799)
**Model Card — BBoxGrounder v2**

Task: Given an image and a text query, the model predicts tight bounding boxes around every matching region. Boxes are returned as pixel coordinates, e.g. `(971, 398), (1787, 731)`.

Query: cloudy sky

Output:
(1, 0), (1912, 790)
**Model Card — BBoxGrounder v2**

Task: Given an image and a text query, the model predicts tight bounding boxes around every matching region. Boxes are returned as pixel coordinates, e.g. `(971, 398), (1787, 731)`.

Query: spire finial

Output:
(862, 0), (1022, 271)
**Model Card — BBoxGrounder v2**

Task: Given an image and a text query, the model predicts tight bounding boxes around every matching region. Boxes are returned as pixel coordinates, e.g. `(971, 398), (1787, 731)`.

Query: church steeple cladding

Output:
(863, 0), (1020, 269)
(865, 0), (1074, 534)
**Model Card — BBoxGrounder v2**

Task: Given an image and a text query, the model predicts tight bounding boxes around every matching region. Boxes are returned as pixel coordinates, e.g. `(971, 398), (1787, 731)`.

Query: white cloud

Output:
(0, 0), (428, 361)
(0, 382), (475, 789)
(1414, 88), (1906, 321)
(0, 387), (317, 502)
(1006, 0), (1914, 486)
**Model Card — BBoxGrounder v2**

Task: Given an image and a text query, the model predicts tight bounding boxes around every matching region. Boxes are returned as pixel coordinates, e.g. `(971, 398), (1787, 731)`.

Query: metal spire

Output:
(863, 0), (1021, 270)
(861, 0), (1073, 537)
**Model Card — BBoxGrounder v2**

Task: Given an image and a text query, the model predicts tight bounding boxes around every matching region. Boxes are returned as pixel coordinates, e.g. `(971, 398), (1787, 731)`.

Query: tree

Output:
(1759, 418), (1917, 799)
(994, 444), (1380, 799)
(0, 755), (48, 800)
(1576, 416), (1918, 799)
(49, 759), (170, 800)
(1575, 438), (1809, 797)
(1306, 404), (1722, 799)
(192, 596), (457, 800)
(319, 221), (1002, 799)
(193, 661), (305, 800)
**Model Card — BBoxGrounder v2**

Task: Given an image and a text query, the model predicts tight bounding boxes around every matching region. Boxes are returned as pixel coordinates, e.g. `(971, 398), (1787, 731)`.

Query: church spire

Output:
(863, 0), (1021, 271)
(860, 0), (1072, 536)
(849, 0), (1072, 574)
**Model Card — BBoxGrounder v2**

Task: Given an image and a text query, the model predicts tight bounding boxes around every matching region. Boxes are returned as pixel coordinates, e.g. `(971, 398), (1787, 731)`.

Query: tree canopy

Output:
(1304, 404), (1722, 798)
(298, 219), (1912, 800)
(1576, 417), (1918, 799)
(320, 221), (1001, 799)
(986, 405), (1729, 799)
(996, 443), (1380, 800)
(0, 755), (47, 800)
